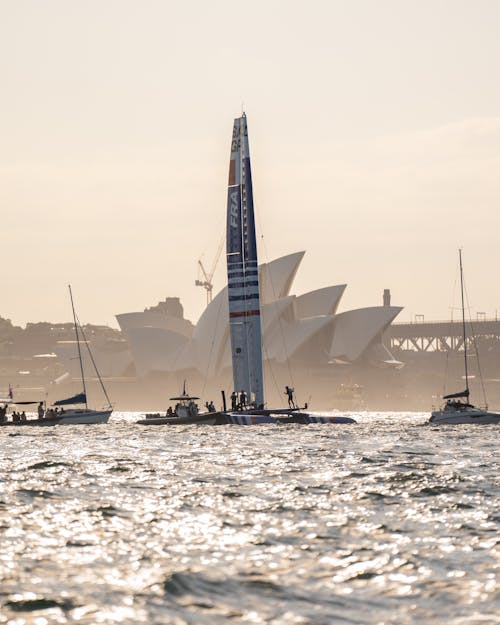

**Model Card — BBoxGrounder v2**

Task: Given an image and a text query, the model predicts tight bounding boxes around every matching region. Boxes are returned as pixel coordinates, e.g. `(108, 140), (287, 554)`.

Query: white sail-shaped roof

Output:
(259, 251), (304, 303)
(295, 285), (346, 318)
(193, 286), (229, 378)
(261, 297), (295, 334)
(111, 252), (404, 380)
(266, 316), (333, 363)
(329, 306), (402, 362)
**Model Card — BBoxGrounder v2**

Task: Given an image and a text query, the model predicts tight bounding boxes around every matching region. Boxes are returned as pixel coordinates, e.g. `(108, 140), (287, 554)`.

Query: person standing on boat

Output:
(231, 391), (238, 411)
(239, 390), (247, 409)
(285, 385), (295, 408)
(38, 402), (45, 419)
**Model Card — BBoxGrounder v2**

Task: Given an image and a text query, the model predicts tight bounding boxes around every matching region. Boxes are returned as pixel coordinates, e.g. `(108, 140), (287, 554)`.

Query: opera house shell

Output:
(114, 251), (403, 401)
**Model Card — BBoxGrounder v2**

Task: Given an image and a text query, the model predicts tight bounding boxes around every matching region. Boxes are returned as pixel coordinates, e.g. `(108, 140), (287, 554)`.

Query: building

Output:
(114, 251), (402, 407)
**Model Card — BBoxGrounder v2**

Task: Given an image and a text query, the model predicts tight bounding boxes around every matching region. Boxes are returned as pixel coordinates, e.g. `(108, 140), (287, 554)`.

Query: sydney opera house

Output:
(83, 250), (402, 409)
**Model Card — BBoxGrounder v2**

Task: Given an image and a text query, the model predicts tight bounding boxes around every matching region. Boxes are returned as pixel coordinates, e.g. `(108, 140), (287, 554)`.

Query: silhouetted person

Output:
(231, 391), (238, 411)
(38, 402), (44, 419)
(239, 390), (247, 409)
(285, 385), (295, 408)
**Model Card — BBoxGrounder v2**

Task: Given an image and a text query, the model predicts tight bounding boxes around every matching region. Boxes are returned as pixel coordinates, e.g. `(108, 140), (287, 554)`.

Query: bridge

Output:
(387, 318), (500, 352)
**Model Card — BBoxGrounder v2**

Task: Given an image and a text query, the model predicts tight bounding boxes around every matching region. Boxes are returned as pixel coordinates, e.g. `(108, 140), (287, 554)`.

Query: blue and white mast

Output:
(226, 113), (264, 408)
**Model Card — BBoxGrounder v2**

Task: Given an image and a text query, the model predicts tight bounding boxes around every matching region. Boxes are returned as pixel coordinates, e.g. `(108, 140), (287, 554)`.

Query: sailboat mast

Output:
(68, 284), (88, 409)
(226, 113), (264, 407)
(459, 249), (469, 395)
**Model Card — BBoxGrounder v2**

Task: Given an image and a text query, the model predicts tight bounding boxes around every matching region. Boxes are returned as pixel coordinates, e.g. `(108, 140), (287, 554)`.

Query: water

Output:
(0, 412), (498, 624)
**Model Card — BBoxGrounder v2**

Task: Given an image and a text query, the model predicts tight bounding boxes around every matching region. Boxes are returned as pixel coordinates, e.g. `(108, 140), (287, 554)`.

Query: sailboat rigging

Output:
(134, 113), (356, 427)
(223, 113), (355, 425)
(430, 250), (500, 425)
(1, 285), (113, 426)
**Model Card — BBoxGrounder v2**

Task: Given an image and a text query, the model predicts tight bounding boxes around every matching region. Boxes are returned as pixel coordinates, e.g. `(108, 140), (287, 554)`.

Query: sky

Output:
(1, 0), (500, 328)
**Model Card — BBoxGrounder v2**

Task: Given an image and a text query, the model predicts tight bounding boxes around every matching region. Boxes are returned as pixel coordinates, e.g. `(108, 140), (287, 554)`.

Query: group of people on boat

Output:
(228, 386), (297, 411)
(0, 401), (68, 424)
(0, 403), (28, 423)
(230, 390), (248, 411)
(43, 406), (66, 419)
(445, 399), (472, 411)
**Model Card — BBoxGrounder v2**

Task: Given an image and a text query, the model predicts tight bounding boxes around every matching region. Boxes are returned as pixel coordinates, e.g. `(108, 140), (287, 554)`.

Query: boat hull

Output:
(221, 411), (357, 425)
(136, 411), (222, 426)
(430, 409), (500, 425)
(0, 409), (112, 427)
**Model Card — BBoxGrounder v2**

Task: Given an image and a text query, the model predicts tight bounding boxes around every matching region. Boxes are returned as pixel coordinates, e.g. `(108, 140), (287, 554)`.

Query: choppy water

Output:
(0, 412), (498, 625)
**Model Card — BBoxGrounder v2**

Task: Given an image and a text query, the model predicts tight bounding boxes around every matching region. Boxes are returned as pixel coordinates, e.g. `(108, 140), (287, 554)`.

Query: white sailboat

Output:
(224, 113), (355, 425)
(43, 285), (113, 424)
(430, 251), (500, 425)
(2, 286), (113, 426)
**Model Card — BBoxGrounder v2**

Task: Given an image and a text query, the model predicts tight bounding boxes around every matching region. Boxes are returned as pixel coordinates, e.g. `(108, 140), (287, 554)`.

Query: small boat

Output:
(430, 400), (500, 425)
(0, 286), (113, 427)
(136, 384), (223, 425)
(1, 404), (112, 427)
(430, 251), (500, 426)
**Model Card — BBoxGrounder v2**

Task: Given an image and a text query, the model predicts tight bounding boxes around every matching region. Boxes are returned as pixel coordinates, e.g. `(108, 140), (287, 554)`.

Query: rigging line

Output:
(463, 281), (488, 409)
(75, 315), (112, 409)
(200, 291), (225, 399)
(459, 249), (469, 392)
(261, 338), (284, 408)
(258, 233), (296, 396)
(68, 285), (87, 409)
(443, 264), (460, 396)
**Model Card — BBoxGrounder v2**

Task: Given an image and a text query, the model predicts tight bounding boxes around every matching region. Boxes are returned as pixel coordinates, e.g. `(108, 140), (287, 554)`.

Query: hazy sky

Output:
(2, 0), (499, 328)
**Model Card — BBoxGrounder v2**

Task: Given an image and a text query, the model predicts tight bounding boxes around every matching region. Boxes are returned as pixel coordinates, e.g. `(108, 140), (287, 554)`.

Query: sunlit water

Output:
(0, 412), (498, 624)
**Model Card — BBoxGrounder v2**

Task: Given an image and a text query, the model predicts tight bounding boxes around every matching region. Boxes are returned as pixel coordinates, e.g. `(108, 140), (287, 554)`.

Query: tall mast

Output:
(459, 249), (469, 395)
(226, 113), (264, 407)
(68, 284), (88, 409)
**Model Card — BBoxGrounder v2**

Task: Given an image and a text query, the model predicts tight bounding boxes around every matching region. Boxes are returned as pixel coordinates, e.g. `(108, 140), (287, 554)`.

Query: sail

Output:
(443, 389), (469, 400)
(226, 114), (264, 407)
(54, 392), (86, 406)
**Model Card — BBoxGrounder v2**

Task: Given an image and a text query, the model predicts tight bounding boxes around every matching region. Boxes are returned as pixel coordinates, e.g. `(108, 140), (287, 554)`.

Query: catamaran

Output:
(430, 251), (500, 425)
(223, 113), (355, 425)
(134, 113), (355, 427)
(1, 286), (113, 426)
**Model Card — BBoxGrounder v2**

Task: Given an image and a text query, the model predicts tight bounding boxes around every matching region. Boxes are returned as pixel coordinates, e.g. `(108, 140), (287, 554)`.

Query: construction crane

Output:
(195, 238), (224, 306)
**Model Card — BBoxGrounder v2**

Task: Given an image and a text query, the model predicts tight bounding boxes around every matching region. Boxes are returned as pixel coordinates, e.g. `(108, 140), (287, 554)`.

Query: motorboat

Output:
(136, 384), (222, 425)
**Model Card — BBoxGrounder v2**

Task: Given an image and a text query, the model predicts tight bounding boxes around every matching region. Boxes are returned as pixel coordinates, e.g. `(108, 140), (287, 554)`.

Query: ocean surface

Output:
(0, 412), (498, 625)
